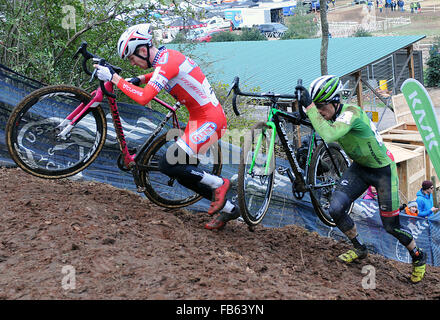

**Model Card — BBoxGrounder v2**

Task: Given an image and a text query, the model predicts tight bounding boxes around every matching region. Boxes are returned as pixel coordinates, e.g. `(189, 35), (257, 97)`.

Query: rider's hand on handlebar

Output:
(126, 77), (142, 86)
(94, 64), (116, 82)
(295, 85), (313, 109)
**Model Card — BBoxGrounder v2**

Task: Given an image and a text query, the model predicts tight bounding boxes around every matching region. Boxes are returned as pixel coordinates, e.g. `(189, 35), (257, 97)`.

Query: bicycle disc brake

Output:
(117, 148), (137, 172)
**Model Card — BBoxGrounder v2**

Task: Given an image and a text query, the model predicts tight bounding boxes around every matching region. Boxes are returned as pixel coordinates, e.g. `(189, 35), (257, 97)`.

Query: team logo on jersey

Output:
(187, 57), (197, 67)
(336, 111), (353, 125)
(158, 52), (169, 65)
(190, 122), (217, 144)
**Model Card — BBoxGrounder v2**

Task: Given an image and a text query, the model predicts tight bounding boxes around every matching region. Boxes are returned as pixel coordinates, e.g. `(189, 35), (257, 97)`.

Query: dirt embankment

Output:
(0, 167), (440, 300)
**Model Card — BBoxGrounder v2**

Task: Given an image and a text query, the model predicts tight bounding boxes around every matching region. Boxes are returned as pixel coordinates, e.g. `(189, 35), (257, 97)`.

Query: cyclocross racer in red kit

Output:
(94, 23), (239, 230)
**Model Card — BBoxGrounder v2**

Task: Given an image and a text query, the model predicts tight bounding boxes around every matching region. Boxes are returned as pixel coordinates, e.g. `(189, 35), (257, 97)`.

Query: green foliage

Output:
(212, 81), (261, 131)
(425, 37), (440, 88)
(210, 31), (240, 42)
(281, 5), (319, 39)
(353, 28), (373, 37)
(239, 28), (267, 41)
(0, 0), (168, 90)
(0, 0), (261, 131)
(169, 32), (189, 44)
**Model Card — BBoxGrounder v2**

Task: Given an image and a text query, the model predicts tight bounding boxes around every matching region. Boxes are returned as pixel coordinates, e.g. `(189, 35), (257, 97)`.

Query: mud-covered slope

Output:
(0, 167), (439, 300)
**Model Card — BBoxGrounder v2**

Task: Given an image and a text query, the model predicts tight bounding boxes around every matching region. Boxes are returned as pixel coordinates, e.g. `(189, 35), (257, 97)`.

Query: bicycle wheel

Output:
(139, 128), (223, 208)
(6, 85), (107, 179)
(238, 122), (275, 227)
(307, 142), (352, 227)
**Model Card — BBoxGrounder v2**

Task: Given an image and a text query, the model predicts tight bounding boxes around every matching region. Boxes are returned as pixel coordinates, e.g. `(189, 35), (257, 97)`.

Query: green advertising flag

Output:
(400, 78), (440, 178)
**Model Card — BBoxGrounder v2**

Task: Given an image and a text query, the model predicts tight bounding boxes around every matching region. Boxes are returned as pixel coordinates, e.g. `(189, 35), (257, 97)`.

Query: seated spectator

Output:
(363, 186), (378, 200)
(416, 180), (440, 218)
(404, 201), (419, 216)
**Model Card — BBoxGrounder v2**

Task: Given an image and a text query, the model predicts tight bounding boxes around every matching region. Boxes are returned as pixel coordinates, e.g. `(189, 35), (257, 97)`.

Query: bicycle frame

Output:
(56, 81), (182, 170)
(250, 103), (341, 193)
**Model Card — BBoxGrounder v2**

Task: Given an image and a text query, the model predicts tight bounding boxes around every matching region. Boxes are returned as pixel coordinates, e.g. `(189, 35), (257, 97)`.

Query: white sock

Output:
(199, 172), (224, 189)
(221, 201), (235, 213)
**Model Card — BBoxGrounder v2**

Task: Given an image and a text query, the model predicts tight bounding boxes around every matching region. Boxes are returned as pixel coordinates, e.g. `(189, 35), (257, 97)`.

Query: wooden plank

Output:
(385, 142), (422, 163)
(381, 133), (424, 144)
(388, 129), (418, 134)
(389, 145), (426, 202)
(379, 122), (407, 135)
(391, 88), (440, 125)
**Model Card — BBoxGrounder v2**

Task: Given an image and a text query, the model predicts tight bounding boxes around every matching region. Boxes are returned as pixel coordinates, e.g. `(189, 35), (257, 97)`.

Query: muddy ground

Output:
(0, 167), (440, 302)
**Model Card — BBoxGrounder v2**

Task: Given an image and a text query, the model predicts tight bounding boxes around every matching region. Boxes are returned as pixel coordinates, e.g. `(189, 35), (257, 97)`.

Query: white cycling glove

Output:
(95, 65), (115, 82)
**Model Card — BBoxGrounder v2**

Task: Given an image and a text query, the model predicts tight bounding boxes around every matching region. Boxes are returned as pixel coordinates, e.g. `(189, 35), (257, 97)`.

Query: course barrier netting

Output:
(1, 64), (439, 266)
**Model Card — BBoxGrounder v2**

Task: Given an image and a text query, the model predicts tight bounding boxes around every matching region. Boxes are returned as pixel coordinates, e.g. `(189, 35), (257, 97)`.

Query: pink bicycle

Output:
(5, 42), (222, 208)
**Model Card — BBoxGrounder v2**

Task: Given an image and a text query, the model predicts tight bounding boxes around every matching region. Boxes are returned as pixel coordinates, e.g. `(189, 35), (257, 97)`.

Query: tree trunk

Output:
(320, 0), (329, 75)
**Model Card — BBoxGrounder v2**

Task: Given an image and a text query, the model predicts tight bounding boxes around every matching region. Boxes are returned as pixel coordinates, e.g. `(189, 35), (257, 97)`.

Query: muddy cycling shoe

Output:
(205, 206), (240, 230)
(338, 247), (368, 263)
(207, 178), (231, 216)
(411, 250), (427, 283)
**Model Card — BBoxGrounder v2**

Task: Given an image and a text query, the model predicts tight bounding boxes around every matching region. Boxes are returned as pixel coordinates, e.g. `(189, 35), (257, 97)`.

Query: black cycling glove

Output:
(295, 85), (313, 108)
(127, 77), (142, 86)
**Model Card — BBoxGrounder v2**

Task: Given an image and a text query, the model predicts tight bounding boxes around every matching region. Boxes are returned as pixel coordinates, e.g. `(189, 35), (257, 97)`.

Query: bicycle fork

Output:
(249, 122), (277, 175)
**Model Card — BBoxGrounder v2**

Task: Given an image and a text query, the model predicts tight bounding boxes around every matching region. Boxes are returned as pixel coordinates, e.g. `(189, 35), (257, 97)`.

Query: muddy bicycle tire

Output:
(5, 85), (107, 179)
(237, 122), (275, 226)
(307, 142), (352, 227)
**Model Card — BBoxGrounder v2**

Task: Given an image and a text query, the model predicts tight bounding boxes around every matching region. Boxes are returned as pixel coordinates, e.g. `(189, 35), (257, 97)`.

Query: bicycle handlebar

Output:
(73, 42), (122, 99)
(229, 76), (305, 118)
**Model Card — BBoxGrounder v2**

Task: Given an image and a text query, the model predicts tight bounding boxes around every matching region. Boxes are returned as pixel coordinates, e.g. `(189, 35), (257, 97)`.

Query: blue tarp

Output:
(1, 64), (439, 266)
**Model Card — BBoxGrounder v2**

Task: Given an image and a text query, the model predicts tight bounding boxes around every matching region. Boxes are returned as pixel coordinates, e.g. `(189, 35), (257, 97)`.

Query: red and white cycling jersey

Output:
(117, 47), (227, 155)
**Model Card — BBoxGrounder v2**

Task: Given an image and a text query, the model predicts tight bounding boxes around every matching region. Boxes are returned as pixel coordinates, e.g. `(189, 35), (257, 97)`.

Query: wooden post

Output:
(355, 71), (363, 108)
(407, 45), (415, 79)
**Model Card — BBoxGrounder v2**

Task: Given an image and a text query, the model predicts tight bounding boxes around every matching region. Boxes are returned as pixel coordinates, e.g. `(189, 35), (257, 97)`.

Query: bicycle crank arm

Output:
(131, 166), (146, 193)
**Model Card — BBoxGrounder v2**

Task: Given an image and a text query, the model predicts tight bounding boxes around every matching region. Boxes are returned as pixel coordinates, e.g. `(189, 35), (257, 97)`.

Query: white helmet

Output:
(309, 75), (343, 104)
(117, 23), (153, 59)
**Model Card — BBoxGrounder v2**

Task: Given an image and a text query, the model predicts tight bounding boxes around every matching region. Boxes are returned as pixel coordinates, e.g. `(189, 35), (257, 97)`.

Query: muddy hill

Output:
(0, 167), (439, 300)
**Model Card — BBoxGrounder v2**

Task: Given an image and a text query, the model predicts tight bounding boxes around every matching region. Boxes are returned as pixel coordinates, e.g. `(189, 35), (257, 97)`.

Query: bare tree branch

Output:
(53, 0), (127, 64)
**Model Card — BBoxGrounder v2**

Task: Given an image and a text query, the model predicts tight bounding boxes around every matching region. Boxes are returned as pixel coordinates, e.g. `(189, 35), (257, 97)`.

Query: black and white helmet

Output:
(309, 75), (343, 104)
(117, 24), (153, 59)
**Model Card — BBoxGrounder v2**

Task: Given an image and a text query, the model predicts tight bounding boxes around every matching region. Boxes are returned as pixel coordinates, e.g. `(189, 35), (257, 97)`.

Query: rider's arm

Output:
(114, 66), (177, 106)
(142, 72), (153, 84)
(306, 105), (353, 142)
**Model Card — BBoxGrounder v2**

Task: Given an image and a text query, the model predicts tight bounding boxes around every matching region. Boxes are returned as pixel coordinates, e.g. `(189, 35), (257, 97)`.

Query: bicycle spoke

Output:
(238, 122), (275, 226)
(7, 86), (106, 178)
(307, 142), (352, 227)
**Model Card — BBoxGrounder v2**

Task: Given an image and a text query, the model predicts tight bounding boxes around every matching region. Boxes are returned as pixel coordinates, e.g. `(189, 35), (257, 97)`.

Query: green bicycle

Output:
(229, 77), (353, 227)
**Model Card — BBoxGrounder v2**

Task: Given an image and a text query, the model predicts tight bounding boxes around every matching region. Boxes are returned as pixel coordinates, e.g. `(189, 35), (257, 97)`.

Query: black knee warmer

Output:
(158, 149), (213, 201)
(381, 216), (413, 247)
(328, 190), (355, 233)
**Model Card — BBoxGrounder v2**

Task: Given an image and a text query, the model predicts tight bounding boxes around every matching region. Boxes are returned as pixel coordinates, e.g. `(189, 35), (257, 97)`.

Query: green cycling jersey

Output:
(306, 104), (392, 168)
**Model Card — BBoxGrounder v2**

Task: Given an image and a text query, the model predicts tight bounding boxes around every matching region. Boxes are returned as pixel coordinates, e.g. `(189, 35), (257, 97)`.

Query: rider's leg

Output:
(158, 143), (220, 198)
(158, 143), (237, 227)
(175, 136), (233, 216)
(377, 162), (426, 282)
(328, 163), (370, 262)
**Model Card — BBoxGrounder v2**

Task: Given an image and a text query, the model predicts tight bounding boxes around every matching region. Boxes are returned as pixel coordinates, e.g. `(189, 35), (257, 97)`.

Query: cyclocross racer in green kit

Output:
(307, 104), (392, 168)
(296, 75), (427, 283)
